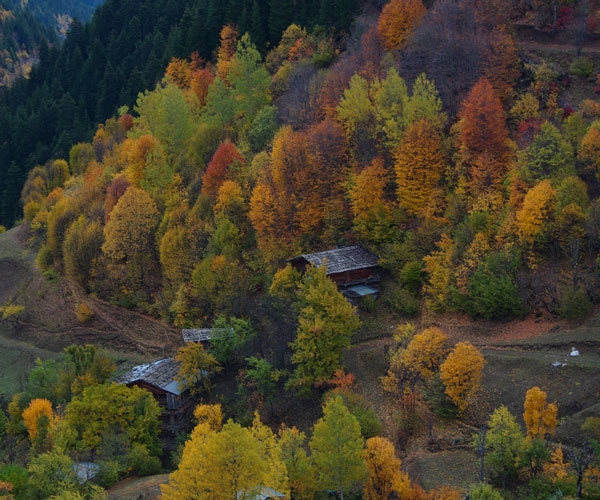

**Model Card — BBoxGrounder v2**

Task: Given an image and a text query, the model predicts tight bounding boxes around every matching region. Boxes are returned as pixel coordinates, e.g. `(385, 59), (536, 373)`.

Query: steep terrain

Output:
(0, 226), (181, 392)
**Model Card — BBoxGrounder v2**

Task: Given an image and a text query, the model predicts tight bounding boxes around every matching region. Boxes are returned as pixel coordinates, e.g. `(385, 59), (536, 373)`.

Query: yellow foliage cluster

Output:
(22, 398), (53, 443)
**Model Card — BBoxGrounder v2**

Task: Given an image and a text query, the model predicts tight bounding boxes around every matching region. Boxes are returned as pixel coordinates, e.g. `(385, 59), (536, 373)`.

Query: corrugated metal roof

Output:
(292, 246), (378, 275)
(116, 358), (182, 395)
(182, 328), (213, 343)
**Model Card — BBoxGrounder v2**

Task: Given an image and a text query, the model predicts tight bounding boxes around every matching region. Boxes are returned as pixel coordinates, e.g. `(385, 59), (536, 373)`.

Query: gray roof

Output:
(290, 246), (378, 275)
(116, 358), (182, 395)
(182, 328), (213, 343)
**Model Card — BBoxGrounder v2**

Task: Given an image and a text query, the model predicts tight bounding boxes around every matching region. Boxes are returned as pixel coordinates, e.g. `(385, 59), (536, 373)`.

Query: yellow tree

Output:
(422, 234), (455, 311)
(516, 180), (556, 246)
(395, 119), (446, 217)
(278, 425), (316, 500)
(348, 158), (395, 245)
(391, 326), (449, 384)
(362, 436), (413, 500)
(161, 413), (288, 500)
(175, 343), (221, 396)
(523, 386), (558, 440)
(22, 398), (53, 444)
(439, 342), (486, 413)
(377, 0), (426, 52)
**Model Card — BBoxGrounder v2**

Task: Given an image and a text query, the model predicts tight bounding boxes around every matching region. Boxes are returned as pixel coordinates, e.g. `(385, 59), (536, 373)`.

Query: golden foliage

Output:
(523, 386), (558, 439)
(22, 398), (53, 443)
(74, 302), (94, 323)
(395, 119), (446, 217)
(362, 436), (413, 500)
(439, 342), (485, 413)
(516, 180), (556, 246)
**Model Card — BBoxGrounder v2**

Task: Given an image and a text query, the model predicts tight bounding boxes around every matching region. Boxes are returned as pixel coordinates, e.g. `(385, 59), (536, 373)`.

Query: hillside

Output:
(1, 0), (600, 497)
(0, 225), (181, 393)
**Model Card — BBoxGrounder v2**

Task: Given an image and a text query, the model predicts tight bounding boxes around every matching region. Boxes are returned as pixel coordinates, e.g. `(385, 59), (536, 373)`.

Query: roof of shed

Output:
(116, 358), (182, 395)
(289, 246), (378, 275)
(182, 328), (213, 343)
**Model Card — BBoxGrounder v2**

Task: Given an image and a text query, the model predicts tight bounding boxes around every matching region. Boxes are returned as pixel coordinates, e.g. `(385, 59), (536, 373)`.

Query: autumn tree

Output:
(22, 398), (53, 445)
(384, 326), (449, 392)
(62, 383), (161, 461)
(175, 342), (221, 396)
(516, 180), (556, 248)
(288, 265), (361, 392)
(439, 342), (486, 413)
(278, 425), (316, 500)
(348, 158), (396, 245)
(102, 186), (160, 301)
(456, 77), (512, 197)
(377, 0), (426, 52)
(161, 412), (288, 500)
(523, 386), (558, 440)
(395, 119), (446, 217)
(309, 396), (366, 500)
(62, 215), (103, 290)
(201, 140), (245, 198)
(362, 436), (413, 500)
(216, 25), (239, 81)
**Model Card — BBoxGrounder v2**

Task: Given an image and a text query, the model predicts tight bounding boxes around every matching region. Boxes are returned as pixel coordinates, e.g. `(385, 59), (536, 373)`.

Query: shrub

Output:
(384, 286), (420, 317)
(36, 244), (54, 271)
(75, 302), (95, 323)
(556, 285), (593, 319)
(126, 443), (161, 476)
(466, 267), (524, 320)
(1, 304), (25, 320)
(570, 56), (594, 78)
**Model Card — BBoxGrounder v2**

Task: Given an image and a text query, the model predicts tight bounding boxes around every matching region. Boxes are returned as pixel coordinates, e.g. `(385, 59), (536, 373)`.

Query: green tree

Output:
(27, 452), (78, 500)
(520, 121), (576, 182)
(278, 426), (316, 500)
(288, 265), (361, 392)
(62, 383), (161, 461)
(309, 396), (366, 500)
(484, 406), (526, 488)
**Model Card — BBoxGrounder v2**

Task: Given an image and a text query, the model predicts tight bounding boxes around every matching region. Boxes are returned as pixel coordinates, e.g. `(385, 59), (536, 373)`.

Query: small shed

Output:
(288, 246), (380, 302)
(116, 358), (193, 436)
(182, 328), (213, 343)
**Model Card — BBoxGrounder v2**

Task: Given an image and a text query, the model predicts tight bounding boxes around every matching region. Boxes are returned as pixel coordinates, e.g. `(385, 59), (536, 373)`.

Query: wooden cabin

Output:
(288, 246), (380, 302)
(116, 358), (193, 437)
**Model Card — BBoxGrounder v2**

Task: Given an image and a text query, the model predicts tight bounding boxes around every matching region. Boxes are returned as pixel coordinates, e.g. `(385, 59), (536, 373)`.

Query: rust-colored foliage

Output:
(457, 77), (511, 195)
(483, 27), (520, 103)
(166, 57), (193, 89)
(201, 140), (245, 198)
(105, 174), (131, 221)
(216, 24), (239, 81)
(191, 67), (215, 108)
(377, 0), (426, 52)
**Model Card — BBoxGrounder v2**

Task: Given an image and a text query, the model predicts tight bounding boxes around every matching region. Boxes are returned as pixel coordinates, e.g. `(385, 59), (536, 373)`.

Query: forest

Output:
(0, 0), (599, 498)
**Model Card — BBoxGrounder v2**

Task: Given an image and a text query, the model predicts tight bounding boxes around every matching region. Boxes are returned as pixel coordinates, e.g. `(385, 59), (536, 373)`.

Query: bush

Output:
(36, 244), (54, 271)
(384, 286), (420, 317)
(75, 302), (95, 323)
(126, 443), (162, 476)
(93, 460), (121, 489)
(466, 268), (524, 320)
(570, 56), (594, 78)
(0, 304), (25, 320)
(556, 285), (593, 319)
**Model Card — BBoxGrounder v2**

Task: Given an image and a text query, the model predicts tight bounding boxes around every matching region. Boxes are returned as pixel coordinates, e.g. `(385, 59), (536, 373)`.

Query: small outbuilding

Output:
(288, 245), (380, 302)
(116, 358), (193, 437)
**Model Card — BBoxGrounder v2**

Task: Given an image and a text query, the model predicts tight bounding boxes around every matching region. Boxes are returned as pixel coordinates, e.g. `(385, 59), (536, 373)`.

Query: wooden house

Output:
(116, 358), (193, 437)
(288, 246), (380, 301)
